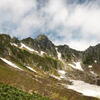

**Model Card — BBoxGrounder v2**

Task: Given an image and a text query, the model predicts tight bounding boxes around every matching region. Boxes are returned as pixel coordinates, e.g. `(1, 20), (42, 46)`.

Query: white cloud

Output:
(13, 12), (44, 38)
(68, 5), (100, 37)
(0, 0), (37, 22)
(68, 40), (97, 51)
(0, 0), (100, 50)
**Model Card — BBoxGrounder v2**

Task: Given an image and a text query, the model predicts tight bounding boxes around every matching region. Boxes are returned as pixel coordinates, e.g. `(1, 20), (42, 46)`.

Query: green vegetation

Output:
(9, 46), (63, 71)
(83, 54), (94, 65)
(0, 83), (50, 100)
(0, 34), (63, 71)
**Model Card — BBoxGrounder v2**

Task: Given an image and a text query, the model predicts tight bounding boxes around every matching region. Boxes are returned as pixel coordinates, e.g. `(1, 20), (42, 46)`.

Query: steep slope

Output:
(22, 34), (82, 62)
(22, 34), (57, 57)
(0, 34), (100, 100)
(82, 44), (100, 65)
(0, 60), (99, 100)
(56, 45), (82, 62)
(0, 34), (63, 71)
(82, 44), (100, 85)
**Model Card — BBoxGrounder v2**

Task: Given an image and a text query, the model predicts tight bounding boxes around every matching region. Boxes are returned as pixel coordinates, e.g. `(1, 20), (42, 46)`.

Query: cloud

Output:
(0, 0), (100, 50)
(67, 4), (100, 37)
(0, 0), (37, 19)
(0, 0), (37, 36)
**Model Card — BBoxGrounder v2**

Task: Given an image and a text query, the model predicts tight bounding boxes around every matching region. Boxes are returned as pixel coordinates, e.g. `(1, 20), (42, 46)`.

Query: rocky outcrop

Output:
(22, 35), (57, 57)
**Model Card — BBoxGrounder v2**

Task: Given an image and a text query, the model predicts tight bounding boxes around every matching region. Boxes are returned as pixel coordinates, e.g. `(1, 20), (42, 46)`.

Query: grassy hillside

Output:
(0, 83), (50, 100)
(0, 60), (99, 100)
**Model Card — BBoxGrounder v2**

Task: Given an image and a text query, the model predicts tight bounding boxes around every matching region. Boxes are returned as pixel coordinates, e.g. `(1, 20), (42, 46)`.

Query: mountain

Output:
(82, 44), (100, 65)
(0, 34), (100, 100)
(22, 34), (57, 57)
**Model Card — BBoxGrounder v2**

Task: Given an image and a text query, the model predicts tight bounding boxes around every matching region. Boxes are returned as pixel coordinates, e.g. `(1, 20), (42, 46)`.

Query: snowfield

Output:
(20, 43), (39, 53)
(90, 71), (97, 76)
(11, 43), (46, 56)
(0, 57), (23, 70)
(58, 70), (66, 79)
(55, 47), (62, 60)
(64, 80), (100, 98)
(94, 60), (97, 63)
(26, 66), (37, 73)
(68, 62), (83, 71)
(89, 65), (92, 68)
(40, 51), (45, 55)
(10, 43), (18, 47)
(50, 74), (61, 80)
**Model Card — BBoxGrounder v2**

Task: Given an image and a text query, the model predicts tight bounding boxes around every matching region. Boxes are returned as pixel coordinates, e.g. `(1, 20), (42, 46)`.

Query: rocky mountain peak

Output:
(36, 34), (49, 41)
(0, 34), (11, 42)
(21, 34), (57, 57)
(21, 37), (34, 44)
(95, 44), (100, 48)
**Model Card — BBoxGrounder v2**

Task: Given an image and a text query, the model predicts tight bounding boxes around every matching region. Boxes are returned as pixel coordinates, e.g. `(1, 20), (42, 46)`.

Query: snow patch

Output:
(90, 71), (97, 76)
(68, 62), (83, 71)
(20, 43), (38, 53)
(58, 70), (66, 75)
(94, 60), (97, 63)
(26, 66), (37, 73)
(55, 47), (62, 60)
(89, 65), (92, 68)
(58, 70), (66, 79)
(50, 74), (61, 80)
(10, 43), (18, 47)
(66, 80), (100, 98)
(0, 57), (22, 71)
(40, 51), (45, 55)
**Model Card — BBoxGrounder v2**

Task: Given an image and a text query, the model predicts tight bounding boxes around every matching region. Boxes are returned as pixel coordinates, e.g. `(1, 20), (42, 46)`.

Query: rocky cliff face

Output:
(57, 45), (82, 62)
(82, 44), (100, 65)
(22, 35), (57, 57)
(21, 34), (82, 62)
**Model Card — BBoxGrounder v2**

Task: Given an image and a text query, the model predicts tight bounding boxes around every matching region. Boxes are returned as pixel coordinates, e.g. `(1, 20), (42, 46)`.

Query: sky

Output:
(0, 0), (100, 51)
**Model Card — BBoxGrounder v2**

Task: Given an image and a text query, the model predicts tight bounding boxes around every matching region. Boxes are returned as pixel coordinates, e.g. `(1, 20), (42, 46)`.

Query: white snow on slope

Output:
(65, 80), (100, 98)
(0, 57), (22, 71)
(11, 43), (46, 56)
(50, 70), (66, 80)
(90, 71), (97, 76)
(50, 74), (61, 80)
(26, 66), (37, 73)
(10, 43), (18, 47)
(68, 62), (83, 71)
(20, 43), (39, 53)
(55, 47), (62, 60)
(58, 70), (66, 79)
(40, 51), (45, 55)
(89, 65), (92, 68)
(94, 60), (97, 63)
